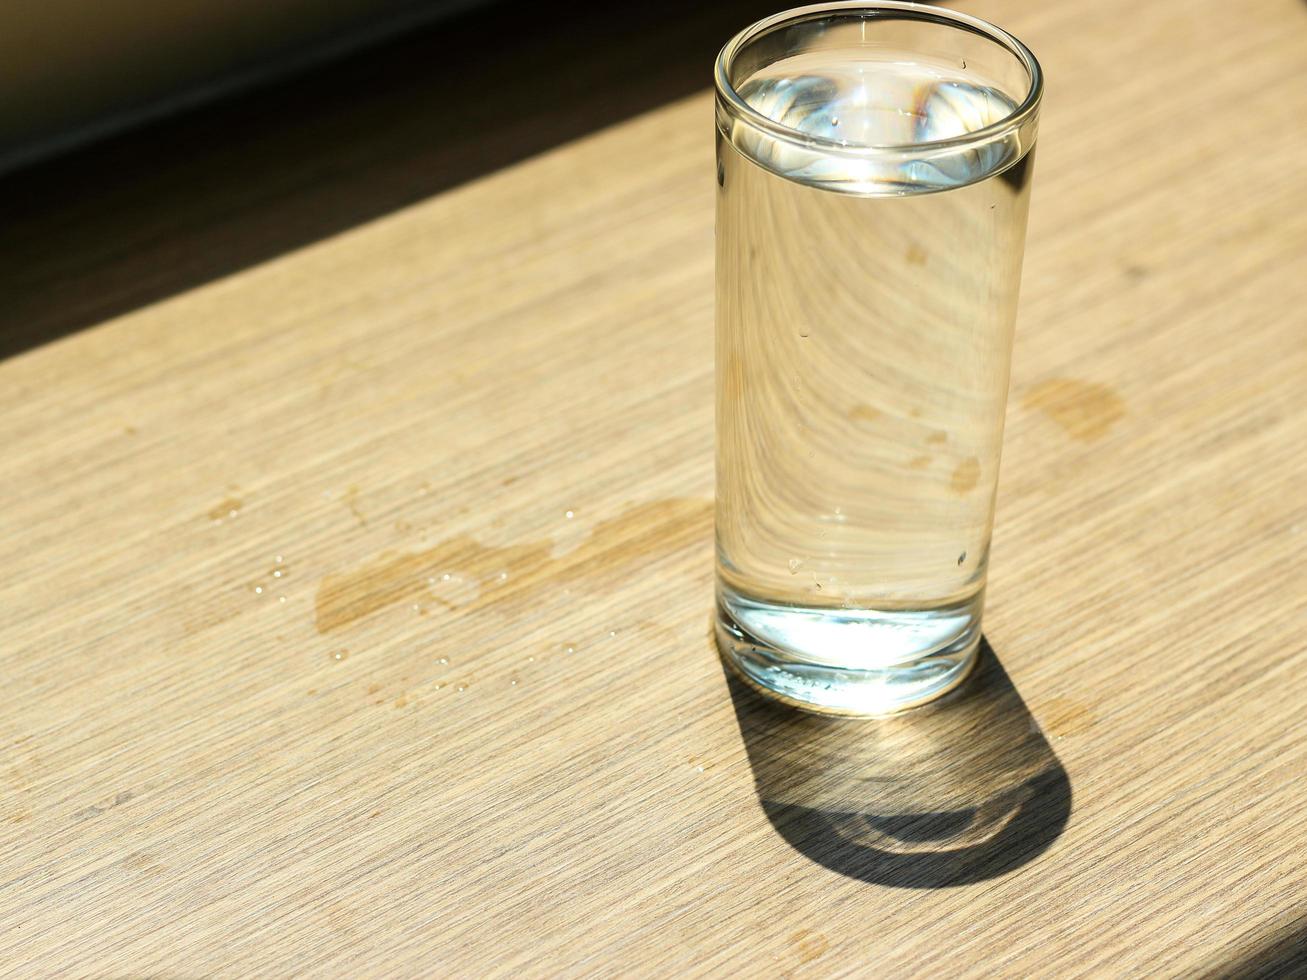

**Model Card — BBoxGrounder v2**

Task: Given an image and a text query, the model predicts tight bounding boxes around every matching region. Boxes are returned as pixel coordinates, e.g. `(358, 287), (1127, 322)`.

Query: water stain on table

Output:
(950, 456), (981, 493)
(790, 928), (830, 964)
(314, 498), (711, 633)
(207, 497), (243, 522)
(72, 789), (134, 822)
(342, 485), (369, 528)
(1039, 697), (1098, 738)
(849, 404), (882, 425)
(1023, 379), (1125, 442)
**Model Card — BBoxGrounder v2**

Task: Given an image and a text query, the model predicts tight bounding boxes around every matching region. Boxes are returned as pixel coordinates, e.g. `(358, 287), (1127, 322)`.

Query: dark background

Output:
(1, 0), (777, 359)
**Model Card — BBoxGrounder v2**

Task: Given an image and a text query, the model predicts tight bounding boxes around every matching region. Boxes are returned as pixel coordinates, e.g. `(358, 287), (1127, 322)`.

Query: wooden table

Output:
(2, 0), (1305, 973)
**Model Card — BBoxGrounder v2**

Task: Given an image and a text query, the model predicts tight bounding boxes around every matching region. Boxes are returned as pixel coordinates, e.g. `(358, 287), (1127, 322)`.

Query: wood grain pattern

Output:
(2, 0), (1306, 974)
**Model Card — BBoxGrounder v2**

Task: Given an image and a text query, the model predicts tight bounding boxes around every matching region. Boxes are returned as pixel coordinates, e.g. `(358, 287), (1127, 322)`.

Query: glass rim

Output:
(714, 1), (1044, 158)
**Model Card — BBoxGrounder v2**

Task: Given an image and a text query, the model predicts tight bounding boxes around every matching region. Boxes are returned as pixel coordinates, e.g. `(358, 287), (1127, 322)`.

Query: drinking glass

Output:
(714, 2), (1043, 714)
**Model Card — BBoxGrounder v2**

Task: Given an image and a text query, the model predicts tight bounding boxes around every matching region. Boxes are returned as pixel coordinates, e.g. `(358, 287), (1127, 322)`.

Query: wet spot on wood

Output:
(926, 431), (948, 446)
(1041, 697), (1098, 738)
(207, 497), (242, 521)
(343, 484), (368, 527)
(908, 455), (932, 470)
(950, 457), (981, 493)
(73, 790), (132, 821)
(849, 404), (881, 424)
(791, 929), (830, 964)
(1024, 379), (1125, 442)
(905, 243), (927, 266)
(315, 498), (711, 633)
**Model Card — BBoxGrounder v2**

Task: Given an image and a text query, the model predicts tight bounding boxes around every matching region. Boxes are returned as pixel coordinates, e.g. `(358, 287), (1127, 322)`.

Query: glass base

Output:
(715, 586), (982, 716)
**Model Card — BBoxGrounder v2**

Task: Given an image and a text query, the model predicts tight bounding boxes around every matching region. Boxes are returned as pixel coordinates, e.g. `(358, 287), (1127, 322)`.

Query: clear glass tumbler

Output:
(714, 2), (1042, 715)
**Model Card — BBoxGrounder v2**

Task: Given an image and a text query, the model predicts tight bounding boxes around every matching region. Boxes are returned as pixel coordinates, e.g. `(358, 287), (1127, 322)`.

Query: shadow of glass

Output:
(725, 638), (1071, 888)
(1202, 923), (1307, 979)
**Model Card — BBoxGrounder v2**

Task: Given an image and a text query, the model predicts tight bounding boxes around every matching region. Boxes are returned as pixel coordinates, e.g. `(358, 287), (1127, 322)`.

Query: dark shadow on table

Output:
(725, 638), (1071, 888)
(0, 0), (780, 360)
(1202, 922), (1307, 979)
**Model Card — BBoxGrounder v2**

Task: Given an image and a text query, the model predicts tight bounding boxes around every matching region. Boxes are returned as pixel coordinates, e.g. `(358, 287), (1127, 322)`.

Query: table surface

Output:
(3, 0), (1306, 974)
